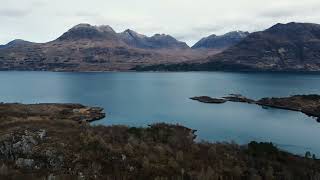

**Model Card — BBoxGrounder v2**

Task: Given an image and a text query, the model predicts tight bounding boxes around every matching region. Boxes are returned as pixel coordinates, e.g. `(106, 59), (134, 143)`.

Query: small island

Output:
(1, 103), (320, 179)
(190, 96), (227, 104)
(191, 94), (320, 121)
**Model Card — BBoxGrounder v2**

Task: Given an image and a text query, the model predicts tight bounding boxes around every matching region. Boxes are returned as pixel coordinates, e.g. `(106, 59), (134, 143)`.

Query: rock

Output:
(47, 174), (56, 180)
(38, 129), (47, 140)
(15, 158), (35, 169)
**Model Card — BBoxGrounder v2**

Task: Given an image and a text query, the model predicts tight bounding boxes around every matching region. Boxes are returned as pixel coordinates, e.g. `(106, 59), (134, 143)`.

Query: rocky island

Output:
(190, 96), (227, 104)
(191, 94), (320, 121)
(1, 103), (320, 179)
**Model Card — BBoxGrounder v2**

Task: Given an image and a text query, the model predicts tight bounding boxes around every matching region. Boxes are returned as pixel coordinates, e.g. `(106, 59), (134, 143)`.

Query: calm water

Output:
(1, 71), (320, 156)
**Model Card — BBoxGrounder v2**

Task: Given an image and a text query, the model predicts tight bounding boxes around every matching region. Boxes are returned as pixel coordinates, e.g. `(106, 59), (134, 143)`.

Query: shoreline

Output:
(3, 69), (320, 74)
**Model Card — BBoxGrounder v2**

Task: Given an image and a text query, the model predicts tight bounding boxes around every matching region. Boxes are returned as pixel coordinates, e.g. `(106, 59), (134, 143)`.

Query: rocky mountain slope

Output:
(137, 22), (320, 72)
(192, 31), (249, 50)
(0, 24), (210, 71)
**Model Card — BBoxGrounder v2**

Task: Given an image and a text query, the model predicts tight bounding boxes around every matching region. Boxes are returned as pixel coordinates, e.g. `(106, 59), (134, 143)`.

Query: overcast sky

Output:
(1, 0), (320, 46)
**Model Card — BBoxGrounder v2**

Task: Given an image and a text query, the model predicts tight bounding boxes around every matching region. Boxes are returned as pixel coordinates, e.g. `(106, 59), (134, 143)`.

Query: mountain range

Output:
(1, 22), (320, 72)
(137, 22), (320, 72)
(0, 23), (239, 71)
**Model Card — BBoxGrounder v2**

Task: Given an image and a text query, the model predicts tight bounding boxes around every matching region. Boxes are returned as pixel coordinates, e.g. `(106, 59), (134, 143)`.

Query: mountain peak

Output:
(71, 23), (92, 29)
(122, 29), (147, 39)
(5, 39), (33, 47)
(224, 31), (249, 38)
(119, 30), (188, 49)
(97, 25), (116, 33)
(265, 22), (320, 40)
(70, 24), (115, 33)
(58, 24), (117, 41)
(268, 22), (320, 31)
(192, 31), (249, 49)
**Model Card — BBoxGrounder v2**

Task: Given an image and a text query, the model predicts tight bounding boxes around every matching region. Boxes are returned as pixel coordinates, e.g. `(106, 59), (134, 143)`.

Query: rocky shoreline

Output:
(1, 103), (320, 179)
(0, 103), (106, 123)
(191, 94), (320, 121)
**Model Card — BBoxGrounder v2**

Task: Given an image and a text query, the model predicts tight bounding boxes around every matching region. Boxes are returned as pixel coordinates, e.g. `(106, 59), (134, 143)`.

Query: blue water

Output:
(1, 71), (320, 156)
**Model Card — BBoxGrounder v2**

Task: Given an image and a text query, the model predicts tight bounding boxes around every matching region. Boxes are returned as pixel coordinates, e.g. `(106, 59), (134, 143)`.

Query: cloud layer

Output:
(1, 0), (320, 46)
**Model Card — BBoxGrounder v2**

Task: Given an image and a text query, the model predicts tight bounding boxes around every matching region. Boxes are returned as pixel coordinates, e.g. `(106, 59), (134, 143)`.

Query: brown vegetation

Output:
(0, 103), (320, 179)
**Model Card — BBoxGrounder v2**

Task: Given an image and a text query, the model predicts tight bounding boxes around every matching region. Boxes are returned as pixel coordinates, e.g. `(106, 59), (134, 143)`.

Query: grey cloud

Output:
(257, 3), (320, 19)
(259, 9), (297, 19)
(192, 26), (224, 34)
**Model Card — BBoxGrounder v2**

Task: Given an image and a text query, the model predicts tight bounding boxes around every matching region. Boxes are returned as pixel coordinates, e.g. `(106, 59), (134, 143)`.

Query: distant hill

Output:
(1, 39), (34, 48)
(136, 22), (320, 72)
(192, 31), (249, 50)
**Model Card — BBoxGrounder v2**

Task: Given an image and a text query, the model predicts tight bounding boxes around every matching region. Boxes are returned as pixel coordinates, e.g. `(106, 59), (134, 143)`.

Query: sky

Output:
(1, 0), (320, 46)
